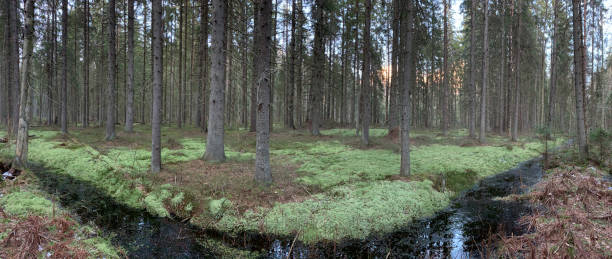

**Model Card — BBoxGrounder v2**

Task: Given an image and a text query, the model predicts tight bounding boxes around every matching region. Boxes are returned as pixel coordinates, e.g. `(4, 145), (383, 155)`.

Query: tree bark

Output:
(82, 0), (90, 128)
(571, 0), (589, 157)
(255, 0), (273, 185)
(399, 0), (414, 177)
(151, 0), (163, 172)
(106, 0), (117, 140)
(468, 0), (477, 138)
(125, 0), (135, 132)
(360, 0), (372, 145)
(442, 0), (449, 135)
(479, 0), (489, 143)
(511, 0), (520, 141)
(200, 0), (209, 131)
(310, 0), (325, 136)
(15, 0), (35, 167)
(203, 0), (227, 162)
(7, 0), (19, 135)
(60, 0), (68, 133)
(250, 1), (260, 132)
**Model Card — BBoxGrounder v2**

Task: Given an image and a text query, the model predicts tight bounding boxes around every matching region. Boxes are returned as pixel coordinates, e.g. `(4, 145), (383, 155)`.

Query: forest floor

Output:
(0, 125), (567, 257)
(496, 150), (612, 258)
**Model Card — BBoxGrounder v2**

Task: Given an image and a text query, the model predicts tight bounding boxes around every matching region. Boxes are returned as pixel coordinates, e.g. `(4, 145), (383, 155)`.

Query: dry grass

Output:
(498, 164), (612, 258)
(0, 210), (90, 259)
(156, 156), (312, 214)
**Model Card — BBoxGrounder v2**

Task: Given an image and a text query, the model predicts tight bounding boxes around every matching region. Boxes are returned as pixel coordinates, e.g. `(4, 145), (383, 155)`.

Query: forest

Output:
(0, 0), (611, 258)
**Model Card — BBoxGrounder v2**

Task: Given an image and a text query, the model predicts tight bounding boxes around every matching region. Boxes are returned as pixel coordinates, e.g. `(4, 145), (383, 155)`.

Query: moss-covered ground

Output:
(0, 168), (121, 258)
(0, 125), (566, 245)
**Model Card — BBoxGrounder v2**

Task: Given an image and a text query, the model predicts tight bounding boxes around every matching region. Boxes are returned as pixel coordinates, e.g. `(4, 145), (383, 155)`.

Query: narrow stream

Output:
(28, 158), (546, 258)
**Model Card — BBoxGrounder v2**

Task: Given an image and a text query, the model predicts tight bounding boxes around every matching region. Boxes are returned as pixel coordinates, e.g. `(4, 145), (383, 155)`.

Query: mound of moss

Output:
(0, 190), (55, 217)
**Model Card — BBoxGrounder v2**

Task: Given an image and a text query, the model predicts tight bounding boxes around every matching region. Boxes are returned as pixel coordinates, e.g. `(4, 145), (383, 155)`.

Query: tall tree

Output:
(203, 0), (227, 162)
(151, 0), (163, 172)
(479, 0), (489, 143)
(400, 0), (415, 177)
(286, 0), (297, 130)
(310, 0), (325, 136)
(511, 0), (520, 141)
(441, 0), (449, 135)
(255, 0), (273, 185)
(7, 0), (19, 135)
(125, 0), (135, 132)
(15, 0), (35, 167)
(468, 0), (477, 138)
(106, 0), (117, 140)
(250, 0), (260, 132)
(61, 0), (68, 133)
(200, 0), (209, 130)
(360, 0), (372, 145)
(83, 0), (90, 128)
(571, 0), (588, 157)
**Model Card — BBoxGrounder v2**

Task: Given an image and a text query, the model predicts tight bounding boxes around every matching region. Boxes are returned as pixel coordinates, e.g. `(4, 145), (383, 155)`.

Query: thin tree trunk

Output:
(200, 0), (209, 130)
(571, 0), (589, 157)
(479, 0), (489, 143)
(255, 0), (273, 185)
(151, 0), (163, 172)
(60, 0), (68, 133)
(360, 0), (372, 145)
(250, 1), (260, 132)
(511, 0), (520, 141)
(310, 0), (325, 136)
(442, 0), (449, 135)
(125, 0), (134, 132)
(7, 0), (19, 135)
(468, 0), (476, 138)
(399, 0), (414, 177)
(106, 0), (117, 140)
(204, 0), (227, 162)
(241, 0), (248, 128)
(82, 0), (90, 127)
(15, 0), (35, 167)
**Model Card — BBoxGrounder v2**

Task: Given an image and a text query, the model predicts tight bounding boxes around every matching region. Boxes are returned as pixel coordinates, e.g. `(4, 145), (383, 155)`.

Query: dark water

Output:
(27, 158), (546, 259)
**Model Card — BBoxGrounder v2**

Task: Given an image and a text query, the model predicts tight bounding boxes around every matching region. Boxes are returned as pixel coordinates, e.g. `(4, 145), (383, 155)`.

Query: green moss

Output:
(0, 191), (54, 217)
(83, 237), (121, 258)
(320, 128), (389, 137)
(214, 180), (450, 243)
(209, 198), (231, 217)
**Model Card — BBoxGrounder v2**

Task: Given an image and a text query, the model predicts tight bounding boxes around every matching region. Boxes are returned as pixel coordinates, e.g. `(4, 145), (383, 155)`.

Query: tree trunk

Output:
(125, 0), (135, 132)
(106, 0), (117, 140)
(200, 0), (209, 130)
(479, 0), (489, 143)
(250, 1), (260, 132)
(286, 0), (296, 129)
(468, 0), (476, 138)
(388, 0), (399, 133)
(60, 0), (68, 133)
(511, 0), (520, 141)
(203, 0), (227, 162)
(241, 0), (248, 128)
(571, 0), (589, 157)
(7, 0), (19, 135)
(255, 0), (273, 185)
(441, 0), (449, 135)
(360, 0), (372, 145)
(399, 0), (414, 177)
(310, 0), (325, 136)
(82, 0), (90, 128)
(151, 0), (163, 172)
(15, 0), (35, 167)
